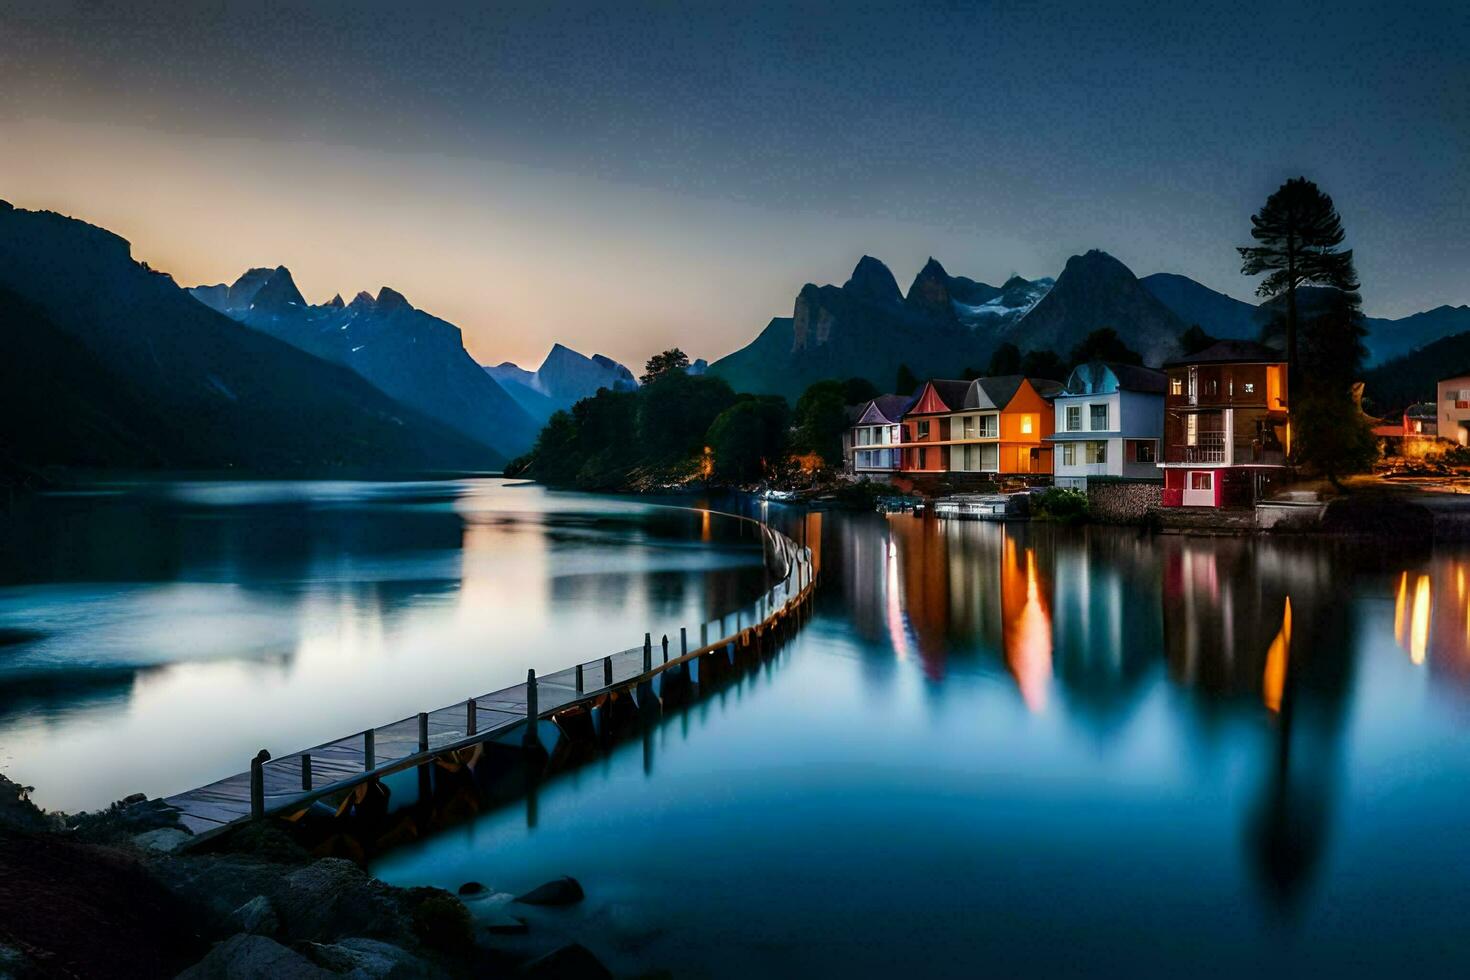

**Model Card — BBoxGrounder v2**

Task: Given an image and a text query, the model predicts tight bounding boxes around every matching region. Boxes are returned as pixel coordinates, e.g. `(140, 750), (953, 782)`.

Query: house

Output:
(849, 393), (917, 477)
(1048, 362), (1166, 489)
(899, 380), (971, 473)
(1159, 340), (1290, 507)
(1404, 401), (1437, 438)
(894, 375), (1059, 476)
(1436, 377), (1470, 445)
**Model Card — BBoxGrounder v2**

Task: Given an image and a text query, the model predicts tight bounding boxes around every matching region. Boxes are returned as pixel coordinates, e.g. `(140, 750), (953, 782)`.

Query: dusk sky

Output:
(3, 0), (1466, 369)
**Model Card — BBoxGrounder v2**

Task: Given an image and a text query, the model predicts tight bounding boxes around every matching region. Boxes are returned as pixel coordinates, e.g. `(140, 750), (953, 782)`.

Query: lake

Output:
(5, 480), (1470, 977)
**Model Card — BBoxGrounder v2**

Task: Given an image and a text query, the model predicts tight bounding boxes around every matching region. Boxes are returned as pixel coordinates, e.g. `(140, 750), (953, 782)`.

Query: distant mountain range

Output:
(484, 344), (638, 425)
(191, 267), (540, 459)
(0, 203), (498, 478)
(710, 250), (1183, 400)
(1138, 274), (1470, 365)
(710, 250), (1470, 401)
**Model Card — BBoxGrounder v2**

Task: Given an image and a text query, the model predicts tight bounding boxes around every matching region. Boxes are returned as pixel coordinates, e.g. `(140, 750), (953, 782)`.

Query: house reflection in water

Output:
(1391, 557), (1470, 689)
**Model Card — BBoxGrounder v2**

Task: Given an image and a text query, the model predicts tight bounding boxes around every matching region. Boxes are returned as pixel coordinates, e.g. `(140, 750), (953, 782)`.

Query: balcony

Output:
(1183, 431), (1226, 463)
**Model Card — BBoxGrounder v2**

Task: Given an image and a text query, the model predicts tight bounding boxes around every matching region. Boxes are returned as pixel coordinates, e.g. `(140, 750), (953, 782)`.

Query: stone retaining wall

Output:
(1086, 479), (1162, 524)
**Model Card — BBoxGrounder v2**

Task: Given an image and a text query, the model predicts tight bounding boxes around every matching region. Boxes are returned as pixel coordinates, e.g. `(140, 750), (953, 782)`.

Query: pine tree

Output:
(1238, 177), (1359, 390)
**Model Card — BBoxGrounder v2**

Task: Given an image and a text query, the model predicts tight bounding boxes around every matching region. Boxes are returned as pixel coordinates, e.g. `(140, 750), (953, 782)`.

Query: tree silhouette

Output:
(1238, 177), (1359, 390)
(1067, 327), (1142, 369)
(1179, 324), (1219, 357)
(1020, 349), (1065, 380)
(987, 342), (1021, 375)
(641, 348), (690, 384)
(895, 363), (919, 395)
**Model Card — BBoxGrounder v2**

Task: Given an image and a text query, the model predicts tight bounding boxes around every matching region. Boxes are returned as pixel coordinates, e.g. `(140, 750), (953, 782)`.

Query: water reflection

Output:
(0, 482), (766, 810)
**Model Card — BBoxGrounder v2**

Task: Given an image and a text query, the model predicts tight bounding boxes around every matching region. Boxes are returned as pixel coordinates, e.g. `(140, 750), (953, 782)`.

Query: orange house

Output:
(899, 380), (970, 472)
(899, 376), (1060, 475)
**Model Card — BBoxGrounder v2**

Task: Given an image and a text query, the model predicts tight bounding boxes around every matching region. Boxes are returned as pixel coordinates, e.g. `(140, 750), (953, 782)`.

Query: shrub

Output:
(1032, 486), (1090, 523)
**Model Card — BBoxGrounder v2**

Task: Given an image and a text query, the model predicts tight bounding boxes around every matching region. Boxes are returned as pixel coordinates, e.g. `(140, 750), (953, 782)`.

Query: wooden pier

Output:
(164, 516), (815, 840)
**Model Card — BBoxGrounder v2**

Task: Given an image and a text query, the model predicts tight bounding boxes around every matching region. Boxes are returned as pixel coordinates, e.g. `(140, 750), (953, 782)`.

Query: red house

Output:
(1159, 341), (1290, 507)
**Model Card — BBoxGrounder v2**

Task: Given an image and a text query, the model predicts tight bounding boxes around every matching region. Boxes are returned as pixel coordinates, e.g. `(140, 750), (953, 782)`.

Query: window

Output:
(979, 414), (998, 438)
(1020, 415), (1033, 434)
(1131, 440), (1157, 463)
(1170, 377), (1183, 396)
(917, 420), (930, 439)
(1090, 404), (1108, 430)
(1065, 406), (1082, 431)
(1062, 443), (1076, 466)
(1085, 441), (1107, 465)
(1186, 413), (1198, 445)
(1242, 382), (1255, 394)
(1189, 471), (1213, 491)
(918, 448), (928, 469)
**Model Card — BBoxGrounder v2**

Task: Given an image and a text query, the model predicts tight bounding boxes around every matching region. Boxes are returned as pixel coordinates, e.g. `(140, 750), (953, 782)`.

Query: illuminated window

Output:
(1242, 382), (1255, 394)
(1186, 413), (1198, 445)
(1170, 377), (1183, 396)
(1085, 441), (1107, 464)
(1021, 415), (1033, 434)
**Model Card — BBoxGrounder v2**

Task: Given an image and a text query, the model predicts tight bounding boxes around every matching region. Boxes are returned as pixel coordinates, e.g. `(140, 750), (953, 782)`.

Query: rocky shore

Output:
(0, 774), (631, 979)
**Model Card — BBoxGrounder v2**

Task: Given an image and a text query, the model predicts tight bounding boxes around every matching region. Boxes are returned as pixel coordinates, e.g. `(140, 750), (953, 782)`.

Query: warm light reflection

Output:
(1262, 597), (1291, 712)
(1411, 574), (1431, 665)
(1002, 535), (1052, 712)
(884, 534), (912, 662)
(1394, 571), (1408, 647)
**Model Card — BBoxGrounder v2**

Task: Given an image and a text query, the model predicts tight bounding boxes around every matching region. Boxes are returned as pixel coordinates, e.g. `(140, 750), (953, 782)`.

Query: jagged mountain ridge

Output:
(483, 343), (639, 425)
(191, 268), (540, 459)
(0, 203), (499, 474)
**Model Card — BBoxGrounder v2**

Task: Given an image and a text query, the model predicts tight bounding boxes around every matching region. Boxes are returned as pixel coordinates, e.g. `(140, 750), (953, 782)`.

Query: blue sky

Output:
(2, 0), (1465, 367)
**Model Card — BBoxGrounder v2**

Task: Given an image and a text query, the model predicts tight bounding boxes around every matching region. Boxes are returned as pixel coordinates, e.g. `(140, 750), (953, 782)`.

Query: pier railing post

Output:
(662, 634), (669, 663)
(526, 669), (538, 723)
(643, 633), (652, 672)
(575, 663), (584, 694)
(364, 730), (375, 771)
(603, 655), (612, 687)
(418, 712), (429, 753)
(249, 749), (270, 820)
(467, 698), (477, 736)
(680, 627), (688, 656)
(300, 752), (312, 792)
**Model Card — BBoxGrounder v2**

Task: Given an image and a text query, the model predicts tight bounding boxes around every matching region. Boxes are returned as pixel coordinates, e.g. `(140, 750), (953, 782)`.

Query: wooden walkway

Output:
(164, 519), (812, 839)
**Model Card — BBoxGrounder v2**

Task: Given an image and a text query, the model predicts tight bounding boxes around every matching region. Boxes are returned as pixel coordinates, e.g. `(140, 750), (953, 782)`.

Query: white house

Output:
(850, 393), (916, 476)
(1048, 362), (1166, 489)
(1437, 374), (1470, 446)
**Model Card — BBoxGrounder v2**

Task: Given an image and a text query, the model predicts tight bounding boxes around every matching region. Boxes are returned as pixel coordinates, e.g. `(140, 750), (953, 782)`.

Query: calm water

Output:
(6, 482), (1470, 976)
(0, 480), (765, 810)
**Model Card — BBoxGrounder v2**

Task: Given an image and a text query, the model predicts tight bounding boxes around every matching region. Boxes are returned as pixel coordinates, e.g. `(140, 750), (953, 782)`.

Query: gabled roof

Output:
(1164, 340), (1284, 367)
(856, 393), (918, 425)
(965, 375), (1023, 410)
(962, 375), (1061, 409)
(1063, 361), (1167, 396)
(908, 379), (971, 415)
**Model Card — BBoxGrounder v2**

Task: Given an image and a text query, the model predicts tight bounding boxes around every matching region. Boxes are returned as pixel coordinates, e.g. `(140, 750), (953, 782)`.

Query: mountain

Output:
(483, 344), (638, 426)
(953, 274), (1053, 331)
(709, 256), (1032, 401)
(1003, 250), (1185, 365)
(1142, 273), (1470, 366)
(0, 203), (500, 475)
(1361, 305), (1470, 365)
(1364, 329), (1470, 413)
(537, 343), (637, 407)
(1141, 273), (1261, 339)
(191, 268), (539, 459)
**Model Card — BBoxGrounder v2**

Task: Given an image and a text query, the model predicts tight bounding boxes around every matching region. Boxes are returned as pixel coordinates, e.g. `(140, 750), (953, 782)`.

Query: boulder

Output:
(517, 943), (612, 979)
(303, 937), (432, 979)
(513, 876), (584, 906)
(134, 827), (192, 853)
(226, 896), (279, 937)
(176, 933), (334, 979)
(276, 858), (409, 943)
(456, 881), (487, 897)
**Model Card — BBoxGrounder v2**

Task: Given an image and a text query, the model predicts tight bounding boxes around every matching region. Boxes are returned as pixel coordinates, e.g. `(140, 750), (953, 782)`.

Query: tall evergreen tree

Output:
(1238, 177), (1359, 390)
